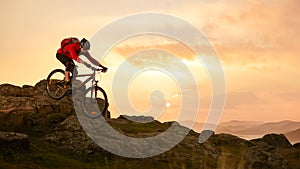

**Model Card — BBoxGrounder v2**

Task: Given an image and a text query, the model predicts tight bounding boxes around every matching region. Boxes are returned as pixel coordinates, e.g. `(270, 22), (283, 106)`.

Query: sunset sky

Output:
(0, 0), (299, 123)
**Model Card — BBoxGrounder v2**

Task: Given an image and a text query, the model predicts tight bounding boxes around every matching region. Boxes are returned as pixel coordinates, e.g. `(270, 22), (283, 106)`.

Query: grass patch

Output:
(110, 122), (170, 135)
(0, 135), (106, 169)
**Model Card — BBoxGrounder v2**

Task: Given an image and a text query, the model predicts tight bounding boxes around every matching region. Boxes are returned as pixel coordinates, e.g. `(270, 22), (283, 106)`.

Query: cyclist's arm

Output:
(81, 51), (104, 67)
(68, 47), (90, 66)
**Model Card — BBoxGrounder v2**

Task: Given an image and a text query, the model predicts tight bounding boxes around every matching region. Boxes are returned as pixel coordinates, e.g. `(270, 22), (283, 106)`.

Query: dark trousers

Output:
(56, 53), (75, 72)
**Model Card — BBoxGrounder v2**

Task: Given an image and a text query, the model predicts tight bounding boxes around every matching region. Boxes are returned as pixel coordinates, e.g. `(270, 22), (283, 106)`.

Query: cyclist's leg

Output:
(56, 53), (74, 83)
(66, 61), (76, 79)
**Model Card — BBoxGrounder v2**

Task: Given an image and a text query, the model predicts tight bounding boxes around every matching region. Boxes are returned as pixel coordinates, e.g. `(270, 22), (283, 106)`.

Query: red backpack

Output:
(61, 37), (79, 50)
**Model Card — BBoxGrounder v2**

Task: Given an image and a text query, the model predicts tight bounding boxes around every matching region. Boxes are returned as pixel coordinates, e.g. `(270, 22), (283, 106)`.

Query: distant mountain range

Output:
(285, 128), (300, 144)
(181, 120), (300, 144)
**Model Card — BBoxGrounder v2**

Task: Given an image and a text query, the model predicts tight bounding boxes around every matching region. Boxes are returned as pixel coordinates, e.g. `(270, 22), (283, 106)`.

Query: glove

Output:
(102, 66), (108, 73)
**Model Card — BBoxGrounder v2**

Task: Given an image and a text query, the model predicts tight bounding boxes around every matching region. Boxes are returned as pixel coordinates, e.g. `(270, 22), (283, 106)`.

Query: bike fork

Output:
(91, 80), (98, 104)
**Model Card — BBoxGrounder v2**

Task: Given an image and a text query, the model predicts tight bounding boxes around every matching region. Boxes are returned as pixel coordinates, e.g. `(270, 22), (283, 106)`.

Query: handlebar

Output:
(91, 67), (102, 72)
(82, 62), (106, 73)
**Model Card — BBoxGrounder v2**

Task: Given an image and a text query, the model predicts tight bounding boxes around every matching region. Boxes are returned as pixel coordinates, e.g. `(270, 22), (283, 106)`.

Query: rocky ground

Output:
(0, 81), (300, 169)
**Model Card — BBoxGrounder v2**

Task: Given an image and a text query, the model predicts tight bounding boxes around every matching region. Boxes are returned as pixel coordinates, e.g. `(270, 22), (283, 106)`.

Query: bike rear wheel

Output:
(81, 86), (109, 118)
(46, 69), (68, 100)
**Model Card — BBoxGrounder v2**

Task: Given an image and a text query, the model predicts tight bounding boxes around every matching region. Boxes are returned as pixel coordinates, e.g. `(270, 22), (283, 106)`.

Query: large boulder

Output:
(0, 80), (75, 132)
(34, 80), (49, 96)
(0, 132), (29, 154)
(261, 134), (292, 148)
(293, 142), (300, 148)
(22, 85), (36, 97)
(0, 84), (24, 97)
(0, 84), (36, 97)
(244, 144), (290, 169)
(44, 115), (104, 155)
(0, 95), (74, 131)
(0, 132), (30, 161)
(208, 133), (249, 147)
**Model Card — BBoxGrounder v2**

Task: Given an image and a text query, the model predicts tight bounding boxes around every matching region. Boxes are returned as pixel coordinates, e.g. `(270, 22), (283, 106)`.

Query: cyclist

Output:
(56, 37), (107, 89)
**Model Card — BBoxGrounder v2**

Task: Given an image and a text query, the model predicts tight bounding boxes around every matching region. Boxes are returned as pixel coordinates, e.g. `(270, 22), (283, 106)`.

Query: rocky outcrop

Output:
(293, 143), (300, 148)
(0, 81), (299, 169)
(0, 80), (75, 132)
(209, 133), (250, 147)
(43, 115), (221, 168)
(0, 132), (29, 153)
(261, 134), (292, 148)
(42, 114), (294, 169)
(44, 115), (101, 155)
(0, 84), (30, 97)
(198, 130), (215, 143)
(205, 133), (293, 169)
(245, 143), (290, 169)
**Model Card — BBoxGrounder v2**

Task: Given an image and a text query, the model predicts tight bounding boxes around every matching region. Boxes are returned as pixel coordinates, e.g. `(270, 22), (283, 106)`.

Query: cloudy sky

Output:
(0, 0), (299, 123)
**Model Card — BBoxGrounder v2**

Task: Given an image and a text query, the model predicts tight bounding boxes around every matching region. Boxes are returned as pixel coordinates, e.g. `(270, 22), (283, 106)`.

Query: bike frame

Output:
(73, 69), (100, 100)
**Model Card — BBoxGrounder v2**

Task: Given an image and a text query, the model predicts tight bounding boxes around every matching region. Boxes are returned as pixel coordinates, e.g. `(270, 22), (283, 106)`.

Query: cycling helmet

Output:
(80, 38), (90, 50)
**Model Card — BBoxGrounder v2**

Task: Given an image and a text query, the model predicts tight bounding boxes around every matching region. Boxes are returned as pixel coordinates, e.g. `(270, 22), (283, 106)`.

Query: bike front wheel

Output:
(81, 86), (109, 118)
(46, 69), (68, 100)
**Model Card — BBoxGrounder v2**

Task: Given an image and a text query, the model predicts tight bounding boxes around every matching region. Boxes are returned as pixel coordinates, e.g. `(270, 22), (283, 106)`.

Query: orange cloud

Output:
(112, 35), (196, 61)
(176, 0), (298, 67)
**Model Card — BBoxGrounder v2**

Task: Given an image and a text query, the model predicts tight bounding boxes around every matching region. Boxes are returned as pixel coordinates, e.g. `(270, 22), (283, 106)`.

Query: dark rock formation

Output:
(198, 130), (215, 143)
(209, 133), (249, 146)
(261, 134), (292, 148)
(43, 114), (221, 167)
(0, 80), (75, 132)
(293, 142), (300, 148)
(44, 115), (103, 155)
(0, 132), (29, 153)
(244, 144), (290, 169)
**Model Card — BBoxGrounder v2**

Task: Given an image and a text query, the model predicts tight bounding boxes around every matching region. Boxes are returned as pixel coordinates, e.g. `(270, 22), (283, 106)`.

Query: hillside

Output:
(285, 128), (300, 144)
(215, 120), (300, 143)
(247, 120), (300, 134)
(0, 81), (300, 169)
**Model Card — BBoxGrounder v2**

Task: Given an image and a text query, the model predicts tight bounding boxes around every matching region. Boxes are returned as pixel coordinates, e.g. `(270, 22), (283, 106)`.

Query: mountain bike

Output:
(46, 65), (109, 118)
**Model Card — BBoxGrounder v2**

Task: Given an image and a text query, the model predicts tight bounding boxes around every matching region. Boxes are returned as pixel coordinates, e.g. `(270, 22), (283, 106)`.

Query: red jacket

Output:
(57, 42), (81, 62)
(57, 42), (100, 66)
